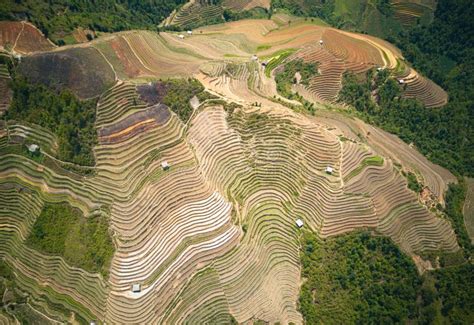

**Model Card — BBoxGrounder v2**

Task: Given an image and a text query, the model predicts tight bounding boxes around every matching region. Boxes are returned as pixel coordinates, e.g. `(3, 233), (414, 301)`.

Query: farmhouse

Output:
(161, 161), (170, 170)
(295, 219), (304, 228)
(132, 283), (141, 293)
(325, 166), (333, 174)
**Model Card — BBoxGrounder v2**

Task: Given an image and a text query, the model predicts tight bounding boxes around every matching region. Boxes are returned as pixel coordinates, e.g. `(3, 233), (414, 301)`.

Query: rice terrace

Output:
(0, 0), (472, 324)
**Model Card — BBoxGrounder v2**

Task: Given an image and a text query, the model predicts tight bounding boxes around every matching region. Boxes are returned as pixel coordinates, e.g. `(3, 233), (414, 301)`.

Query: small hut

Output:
(27, 144), (39, 153)
(187, 30), (193, 35)
(161, 161), (170, 171)
(325, 166), (333, 175)
(132, 283), (141, 293)
(319, 39), (324, 45)
(295, 219), (304, 228)
(178, 34), (185, 39)
(398, 79), (405, 84)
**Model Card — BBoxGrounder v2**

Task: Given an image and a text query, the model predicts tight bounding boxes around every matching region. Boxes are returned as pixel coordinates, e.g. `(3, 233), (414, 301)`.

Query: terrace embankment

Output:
(0, 17), (461, 324)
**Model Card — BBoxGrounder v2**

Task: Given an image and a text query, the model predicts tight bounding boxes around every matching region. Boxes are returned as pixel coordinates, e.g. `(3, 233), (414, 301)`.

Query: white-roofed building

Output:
(161, 161), (170, 170)
(27, 144), (39, 153)
(295, 219), (304, 228)
(132, 283), (141, 293)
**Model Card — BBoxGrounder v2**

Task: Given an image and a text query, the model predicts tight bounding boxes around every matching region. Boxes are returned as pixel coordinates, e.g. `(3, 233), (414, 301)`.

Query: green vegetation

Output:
(0, 0), (187, 44)
(344, 155), (384, 181)
(338, 67), (472, 177)
(26, 203), (114, 278)
(275, 59), (318, 97)
(263, 49), (296, 77)
(444, 181), (473, 258)
(256, 44), (272, 52)
(271, 0), (428, 38)
(274, 0), (473, 178)
(5, 76), (98, 166)
(299, 230), (474, 324)
(299, 231), (420, 324)
(405, 171), (423, 193)
(162, 78), (205, 123)
(223, 7), (269, 22)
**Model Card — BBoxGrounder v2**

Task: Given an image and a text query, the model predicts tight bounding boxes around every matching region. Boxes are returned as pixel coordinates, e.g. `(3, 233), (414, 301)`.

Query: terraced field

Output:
(0, 18), (460, 324)
(390, 0), (436, 26)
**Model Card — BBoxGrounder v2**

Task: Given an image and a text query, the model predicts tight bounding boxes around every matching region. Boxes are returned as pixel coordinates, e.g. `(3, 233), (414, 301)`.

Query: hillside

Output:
(0, 14), (471, 323)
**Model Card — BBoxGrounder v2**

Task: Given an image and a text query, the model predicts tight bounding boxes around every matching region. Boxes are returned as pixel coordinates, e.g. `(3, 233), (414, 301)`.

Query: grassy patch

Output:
(256, 44), (272, 52)
(262, 49), (296, 77)
(26, 202), (114, 278)
(405, 171), (423, 193)
(343, 155), (384, 181)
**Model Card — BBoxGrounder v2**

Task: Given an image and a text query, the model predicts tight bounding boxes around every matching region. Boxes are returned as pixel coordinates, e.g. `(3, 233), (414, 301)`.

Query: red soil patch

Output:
(15, 22), (55, 53)
(0, 21), (23, 50)
(110, 37), (149, 78)
(0, 21), (54, 54)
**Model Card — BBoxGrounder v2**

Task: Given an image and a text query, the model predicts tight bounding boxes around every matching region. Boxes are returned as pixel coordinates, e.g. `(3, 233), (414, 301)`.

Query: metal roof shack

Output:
(325, 166), (333, 174)
(187, 30), (193, 35)
(295, 219), (304, 228)
(398, 78), (405, 84)
(178, 34), (185, 39)
(132, 283), (141, 293)
(161, 161), (170, 170)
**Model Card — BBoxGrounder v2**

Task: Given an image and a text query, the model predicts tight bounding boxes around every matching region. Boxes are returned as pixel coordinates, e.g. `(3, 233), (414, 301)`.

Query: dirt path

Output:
(12, 21), (25, 53)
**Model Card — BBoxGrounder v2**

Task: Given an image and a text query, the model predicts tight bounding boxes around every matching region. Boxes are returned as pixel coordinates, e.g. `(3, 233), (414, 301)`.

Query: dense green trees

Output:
(275, 59), (318, 98)
(26, 203), (114, 278)
(299, 230), (474, 324)
(338, 67), (473, 177)
(5, 76), (98, 166)
(299, 231), (420, 324)
(162, 78), (205, 123)
(0, 0), (187, 43)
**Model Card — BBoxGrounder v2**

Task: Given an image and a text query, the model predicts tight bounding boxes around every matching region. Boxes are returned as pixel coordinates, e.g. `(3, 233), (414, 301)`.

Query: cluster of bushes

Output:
(26, 203), (114, 278)
(339, 67), (472, 177)
(275, 59), (318, 97)
(299, 230), (474, 324)
(5, 76), (98, 166)
(444, 181), (473, 258)
(403, 171), (423, 193)
(299, 231), (420, 324)
(161, 78), (205, 123)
